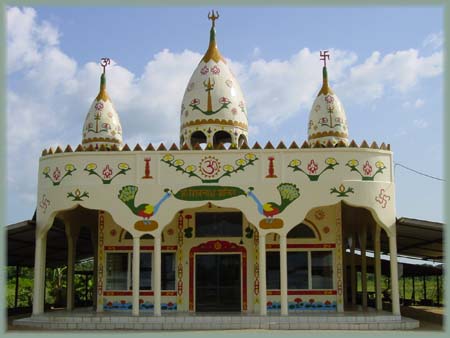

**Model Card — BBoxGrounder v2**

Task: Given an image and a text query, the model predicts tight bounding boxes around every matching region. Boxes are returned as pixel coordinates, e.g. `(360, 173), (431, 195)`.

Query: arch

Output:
(238, 134), (247, 148)
(190, 131), (207, 148)
(213, 130), (232, 147)
(287, 222), (319, 239)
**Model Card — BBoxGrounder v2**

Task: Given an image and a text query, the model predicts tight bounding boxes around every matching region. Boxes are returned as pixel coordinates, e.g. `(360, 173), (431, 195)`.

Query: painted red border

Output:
(266, 243), (336, 249)
(103, 291), (177, 296)
(104, 245), (177, 250)
(267, 290), (337, 296)
(189, 240), (247, 312)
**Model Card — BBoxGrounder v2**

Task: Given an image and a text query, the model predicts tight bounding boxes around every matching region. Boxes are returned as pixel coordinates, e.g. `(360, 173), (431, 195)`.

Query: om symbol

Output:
(199, 156), (221, 178)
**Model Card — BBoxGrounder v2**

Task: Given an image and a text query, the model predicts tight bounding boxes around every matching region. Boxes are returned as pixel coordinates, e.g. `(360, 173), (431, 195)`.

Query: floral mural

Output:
(288, 158), (338, 181)
(84, 162), (131, 184)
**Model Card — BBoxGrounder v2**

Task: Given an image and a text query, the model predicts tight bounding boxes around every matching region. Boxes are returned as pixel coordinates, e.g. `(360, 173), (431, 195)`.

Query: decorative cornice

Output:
(309, 130), (348, 140)
(181, 118), (248, 130)
(82, 137), (122, 144)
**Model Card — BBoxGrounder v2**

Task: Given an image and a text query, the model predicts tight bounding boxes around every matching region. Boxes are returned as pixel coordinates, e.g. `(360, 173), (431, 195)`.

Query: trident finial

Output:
(100, 58), (111, 74)
(320, 51), (330, 68)
(208, 10), (219, 28)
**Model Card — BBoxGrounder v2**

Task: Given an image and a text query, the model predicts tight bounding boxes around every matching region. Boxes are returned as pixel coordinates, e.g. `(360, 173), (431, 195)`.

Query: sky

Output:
(5, 6), (444, 226)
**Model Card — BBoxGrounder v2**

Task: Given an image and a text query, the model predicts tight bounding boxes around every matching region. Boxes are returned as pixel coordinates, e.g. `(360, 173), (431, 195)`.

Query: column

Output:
(388, 233), (401, 315)
(90, 225), (98, 311)
(153, 235), (162, 316)
(14, 265), (20, 309)
(65, 223), (80, 311)
(132, 236), (140, 316)
(32, 231), (48, 315)
(258, 233), (267, 315)
(374, 225), (382, 310)
(359, 226), (367, 308)
(279, 234), (288, 315)
(350, 233), (356, 306)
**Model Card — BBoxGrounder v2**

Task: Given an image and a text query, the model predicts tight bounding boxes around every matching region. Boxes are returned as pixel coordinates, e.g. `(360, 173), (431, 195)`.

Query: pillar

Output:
(14, 265), (20, 309)
(65, 223), (80, 311)
(153, 235), (162, 316)
(279, 234), (288, 315)
(359, 226), (367, 308)
(90, 225), (98, 311)
(132, 236), (140, 316)
(412, 276), (416, 304)
(258, 233), (267, 315)
(388, 233), (401, 315)
(32, 231), (48, 315)
(374, 225), (382, 310)
(350, 233), (356, 306)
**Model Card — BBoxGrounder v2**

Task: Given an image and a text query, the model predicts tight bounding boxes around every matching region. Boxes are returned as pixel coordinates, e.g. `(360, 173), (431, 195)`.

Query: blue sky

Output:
(6, 6), (444, 225)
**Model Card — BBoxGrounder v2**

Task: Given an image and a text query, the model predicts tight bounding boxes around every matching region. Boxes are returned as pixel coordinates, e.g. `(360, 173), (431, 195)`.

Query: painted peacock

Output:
(118, 185), (171, 223)
(247, 183), (300, 222)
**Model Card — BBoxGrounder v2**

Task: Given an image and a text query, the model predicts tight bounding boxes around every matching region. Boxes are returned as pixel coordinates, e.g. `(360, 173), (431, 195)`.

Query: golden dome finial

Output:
(317, 50), (334, 96)
(96, 57), (111, 101)
(208, 10), (219, 28)
(202, 10), (225, 63)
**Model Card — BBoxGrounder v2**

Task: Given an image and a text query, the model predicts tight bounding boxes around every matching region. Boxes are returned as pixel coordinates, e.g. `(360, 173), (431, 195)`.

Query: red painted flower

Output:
(102, 164), (113, 179)
(294, 298), (302, 303)
(52, 167), (61, 181)
(107, 301), (113, 307)
(200, 66), (209, 75)
(309, 298), (315, 303)
(139, 299), (144, 304)
(211, 65), (220, 74)
(267, 301), (273, 306)
(190, 98), (200, 105)
(219, 97), (230, 104)
(110, 229), (117, 237)
(231, 108), (238, 115)
(168, 302), (174, 307)
(363, 161), (373, 176)
(307, 159), (319, 174)
(323, 226), (330, 234)
(102, 123), (111, 130)
(95, 102), (104, 111)
(325, 95), (334, 103)
(325, 300), (331, 305)
(120, 300), (126, 304)
(320, 117), (328, 124)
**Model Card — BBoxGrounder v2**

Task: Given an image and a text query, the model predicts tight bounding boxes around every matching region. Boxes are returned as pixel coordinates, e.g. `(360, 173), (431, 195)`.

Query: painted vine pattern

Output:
(288, 158), (338, 181)
(84, 163), (131, 184)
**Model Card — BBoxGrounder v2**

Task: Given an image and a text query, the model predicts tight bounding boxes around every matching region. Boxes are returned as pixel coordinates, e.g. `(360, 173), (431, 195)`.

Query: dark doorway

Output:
(195, 254), (241, 312)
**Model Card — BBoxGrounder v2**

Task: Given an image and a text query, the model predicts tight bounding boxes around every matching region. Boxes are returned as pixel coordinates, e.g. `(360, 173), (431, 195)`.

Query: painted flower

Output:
(85, 163), (97, 171)
(325, 300), (331, 305)
(211, 65), (220, 74)
(106, 302), (113, 307)
(219, 97), (230, 104)
(163, 154), (174, 162)
(335, 117), (342, 123)
(363, 161), (373, 176)
(190, 98), (200, 105)
(325, 95), (334, 103)
(309, 298), (315, 303)
(244, 153), (256, 161)
(347, 159), (359, 167)
(139, 299), (144, 304)
(231, 108), (238, 115)
(167, 302), (174, 307)
(95, 102), (104, 111)
(173, 159), (185, 167)
(223, 164), (234, 172)
(185, 165), (196, 173)
(267, 301), (273, 306)
(289, 159), (301, 167)
(43, 167), (50, 175)
(110, 229), (117, 237)
(307, 159), (319, 174)
(102, 123), (111, 130)
(200, 66), (209, 75)
(320, 117), (328, 124)
(52, 167), (61, 181)
(118, 163), (129, 170)
(235, 158), (247, 166)
(325, 157), (337, 165)
(102, 164), (113, 179)
(375, 161), (385, 169)
(294, 298), (302, 303)
(65, 164), (75, 172)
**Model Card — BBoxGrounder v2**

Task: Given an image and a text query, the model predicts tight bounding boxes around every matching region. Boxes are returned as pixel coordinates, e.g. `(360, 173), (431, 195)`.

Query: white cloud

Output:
(402, 98), (425, 109)
(414, 99), (425, 108)
(413, 119), (429, 129)
(422, 31), (443, 50)
(335, 49), (442, 103)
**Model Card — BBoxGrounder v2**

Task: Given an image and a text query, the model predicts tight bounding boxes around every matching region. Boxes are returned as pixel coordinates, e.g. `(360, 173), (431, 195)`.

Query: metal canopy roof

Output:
(394, 217), (443, 262)
(6, 215), (444, 267)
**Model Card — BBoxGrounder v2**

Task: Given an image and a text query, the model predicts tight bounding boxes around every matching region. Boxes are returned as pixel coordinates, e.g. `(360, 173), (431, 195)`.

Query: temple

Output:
(26, 11), (415, 330)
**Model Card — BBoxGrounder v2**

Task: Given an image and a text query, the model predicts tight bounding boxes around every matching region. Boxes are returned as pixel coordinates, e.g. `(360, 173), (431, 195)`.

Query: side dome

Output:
(82, 60), (123, 150)
(308, 59), (349, 146)
(180, 11), (248, 149)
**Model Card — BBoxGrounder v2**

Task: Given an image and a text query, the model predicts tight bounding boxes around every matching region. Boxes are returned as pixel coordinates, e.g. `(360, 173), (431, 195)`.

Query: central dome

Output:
(180, 11), (248, 149)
